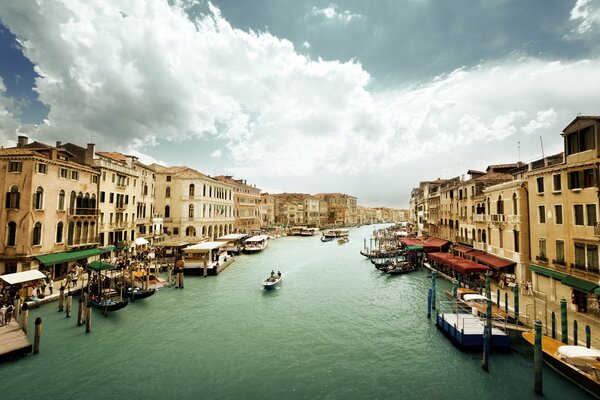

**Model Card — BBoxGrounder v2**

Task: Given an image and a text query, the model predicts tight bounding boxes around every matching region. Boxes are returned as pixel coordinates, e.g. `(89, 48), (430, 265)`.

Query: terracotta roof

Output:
(0, 148), (37, 156)
(473, 172), (513, 181)
(155, 165), (210, 179)
(96, 152), (129, 162)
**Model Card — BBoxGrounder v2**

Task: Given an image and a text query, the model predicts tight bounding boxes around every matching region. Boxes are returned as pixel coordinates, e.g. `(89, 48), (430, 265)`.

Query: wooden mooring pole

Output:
(534, 320), (543, 394)
(20, 302), (29, 334)
(33, 317), (42, 354)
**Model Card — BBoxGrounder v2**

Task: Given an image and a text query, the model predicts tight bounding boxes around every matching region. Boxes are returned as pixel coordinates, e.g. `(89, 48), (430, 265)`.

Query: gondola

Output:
(125, 287), (156, 300)
(88, 294), (129, 312)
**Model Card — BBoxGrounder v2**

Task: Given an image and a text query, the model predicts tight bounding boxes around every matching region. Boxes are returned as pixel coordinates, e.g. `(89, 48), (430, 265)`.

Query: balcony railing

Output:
(68, 208), (99, 216)
(595, 222), (600, 237)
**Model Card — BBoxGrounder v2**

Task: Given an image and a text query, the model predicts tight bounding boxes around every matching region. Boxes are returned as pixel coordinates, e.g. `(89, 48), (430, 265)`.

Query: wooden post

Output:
(586, 325), (591, 348)
(496, 288), (500, 307)
(179, 270), (184, 288)
(58, 285), (65, 311)
(513, 283), (519, 323)
(482, 325), (490, 371)
(534, 320), (543, 394)
(427, 288), (432, 319)
(14, 296), (21, 321)
(431, 271), (437, 310)
(65, 291), (72, 318)
(486, 298), (493, 344)
(20, 302), (29, 334)
(77, 295), (84, 326)
(85, 303), (92, 333)
(33, 317), (42, 354)
(504, 292), (508, 313)
(452, 280), (458, 313)
(551, 311), (556, 339)
(560, 298), (568, 344)
(573, 320), (578, 346)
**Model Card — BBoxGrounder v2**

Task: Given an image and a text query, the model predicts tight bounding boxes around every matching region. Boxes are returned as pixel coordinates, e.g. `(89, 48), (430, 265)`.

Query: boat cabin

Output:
(183, 241), (228, 275)
(323, 229), (349, 238)
(301, 227), (320, 236)
(244, 235), (269, 253)
(216, 233), (248, 254)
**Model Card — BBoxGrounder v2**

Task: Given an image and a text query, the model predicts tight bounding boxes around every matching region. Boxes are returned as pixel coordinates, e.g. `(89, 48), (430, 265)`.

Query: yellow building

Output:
(314, 193), (357, 226)
(214, 176), (261, 234)
(528, 116), (600, 313)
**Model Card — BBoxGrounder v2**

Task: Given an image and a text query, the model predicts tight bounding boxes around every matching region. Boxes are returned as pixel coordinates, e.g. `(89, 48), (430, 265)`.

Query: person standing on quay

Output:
(48, 279), (54, 295)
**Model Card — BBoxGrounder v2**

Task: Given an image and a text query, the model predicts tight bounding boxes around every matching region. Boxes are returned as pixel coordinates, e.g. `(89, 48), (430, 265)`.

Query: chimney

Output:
(85, 143), (95, 165)
(17, 135), (28, 148)
(56, 141), (62, 148)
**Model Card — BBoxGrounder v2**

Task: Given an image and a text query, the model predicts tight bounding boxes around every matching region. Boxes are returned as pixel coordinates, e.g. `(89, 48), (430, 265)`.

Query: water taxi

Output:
(300, 227), (320, 236)
(216, 233), (248, 254)
(322, 229), (349, 239)
(244, 235), (269, 253)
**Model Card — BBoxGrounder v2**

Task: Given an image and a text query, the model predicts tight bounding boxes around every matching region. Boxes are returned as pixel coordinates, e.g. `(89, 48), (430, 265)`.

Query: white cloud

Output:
(311, 3), (362, 24)
(0, 77), (21, 147)
(302, 41), (311, 49)
(211, 149), (222, 158)
(1, 1), (600, 205)
(570, 0), (600, 34)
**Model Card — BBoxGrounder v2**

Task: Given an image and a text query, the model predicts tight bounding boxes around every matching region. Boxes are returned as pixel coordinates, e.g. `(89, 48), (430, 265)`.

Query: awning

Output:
(184, 241), (227, 252)
(134, 237), (149, 246)
(406, 245), (424, 251)
(100, 246), (116, 253)
(529, 264), (567, 280)
(469, 250), (515, 270)
(451, 259), (490, 274)
(454, 245), (473, 255)
(561, 275), (599, 293)
(595, 287), (600, 296)
(87, 260), (117, 271)
(0, 269), (47, 285)
(36, 248), (103, 266)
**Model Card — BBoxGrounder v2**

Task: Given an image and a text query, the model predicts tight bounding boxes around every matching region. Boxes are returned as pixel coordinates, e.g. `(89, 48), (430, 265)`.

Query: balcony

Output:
(68, 208), (99, 217)
(552, 258), (566, 267)
(595, 222), (600, 237)
(535, 255), (548, 263)
(490, 214), (506, 223)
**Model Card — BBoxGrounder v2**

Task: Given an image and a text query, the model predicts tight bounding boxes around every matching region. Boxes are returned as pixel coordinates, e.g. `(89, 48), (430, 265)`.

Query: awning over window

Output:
(529, 264), (567, 280)
(0, 269), (47, 285)
(88, 260), (117, 271)
(36, 248), (103, 266)
(561, 275), (599, 293)
(469, 250), (515, 270)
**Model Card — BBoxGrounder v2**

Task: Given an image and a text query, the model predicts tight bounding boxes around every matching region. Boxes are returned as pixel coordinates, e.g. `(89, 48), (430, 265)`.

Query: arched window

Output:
(76, 192), (84, 209)
(189, 184), (195, 197)
(5, 185), (20, 209)
(7, 221), (17, 246)
(512, 193), (518, 215)
(58, 190), (66, 211)
(482, 229), (487, 244)
(32, 222), (42, 246)
(56, 221), (64, 243)
(203, 184), (206, 197)
(164, 205), (170, 218)
(166, 187), (171, 198)
(497, 195), (504, 214)
(186, 226), (195, 236)
(90, 194), (96, 209)
(67, 222), (75, 246)
(189, 204), (194, 218)
(33, 186), (44, 210)
(69, 191), (76, 210)
(486, 198), (490, 215)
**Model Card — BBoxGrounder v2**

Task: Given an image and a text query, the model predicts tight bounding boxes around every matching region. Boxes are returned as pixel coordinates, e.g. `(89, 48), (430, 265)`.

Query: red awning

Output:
(454, 245), (473, 255)
(451, 259), (490, 274)
(400, 238), (425, 247)
(469, 250), (515, 269)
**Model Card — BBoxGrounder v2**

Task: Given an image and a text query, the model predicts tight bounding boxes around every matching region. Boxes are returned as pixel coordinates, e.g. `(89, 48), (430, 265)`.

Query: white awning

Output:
(134, 237), (149, 246)
(0, 269), (47, 285)
(245, 235), (269, 243)
(217, 234), (247, 240)
(183, 241), (227, 252)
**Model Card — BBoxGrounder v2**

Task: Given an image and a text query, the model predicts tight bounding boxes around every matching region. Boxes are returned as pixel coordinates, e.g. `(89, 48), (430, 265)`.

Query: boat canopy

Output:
(0, 269), (47, 285)
(88, 261), (118, 271)
(217, 234), (247, 241)
(245, 235), (269, 242)
(463, 294), (488, 302)
(184, 241), (227, 252)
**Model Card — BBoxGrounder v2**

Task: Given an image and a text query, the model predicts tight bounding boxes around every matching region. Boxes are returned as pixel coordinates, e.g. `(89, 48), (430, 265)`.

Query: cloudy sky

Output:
(0, 0), (599, 208)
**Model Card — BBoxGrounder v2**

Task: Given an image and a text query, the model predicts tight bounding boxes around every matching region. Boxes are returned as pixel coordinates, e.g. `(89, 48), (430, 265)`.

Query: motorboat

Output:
(262, 272), (282, 290)
(244, 235), (269, 253)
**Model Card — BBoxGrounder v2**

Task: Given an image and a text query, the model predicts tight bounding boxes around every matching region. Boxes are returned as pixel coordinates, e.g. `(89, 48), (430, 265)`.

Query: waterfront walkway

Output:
(424, 263), (600, 349)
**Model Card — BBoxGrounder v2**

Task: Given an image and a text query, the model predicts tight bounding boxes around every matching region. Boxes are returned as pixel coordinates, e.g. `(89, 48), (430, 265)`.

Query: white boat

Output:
(216, 233), (248, 254)
(244, 235), (269, 253)
(300, 227), (320, 236)
(289, 226), (306, 236)
(323, 229), (349, 239)
(262, 272), (282, 290)
(183, 241), (229, 275)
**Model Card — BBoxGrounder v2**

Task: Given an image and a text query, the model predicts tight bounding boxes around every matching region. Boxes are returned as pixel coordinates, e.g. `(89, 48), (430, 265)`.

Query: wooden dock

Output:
(0, 320), (32, 361)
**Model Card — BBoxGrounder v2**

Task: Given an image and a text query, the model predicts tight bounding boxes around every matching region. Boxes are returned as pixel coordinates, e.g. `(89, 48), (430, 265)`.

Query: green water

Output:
(0, 225), (591, 399)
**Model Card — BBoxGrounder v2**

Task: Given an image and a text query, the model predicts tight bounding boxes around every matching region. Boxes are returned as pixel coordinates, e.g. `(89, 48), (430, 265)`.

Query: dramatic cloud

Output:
(1, 0), (599, 206)
(570, 0), (600, 34)
(0, 77), (20, 146)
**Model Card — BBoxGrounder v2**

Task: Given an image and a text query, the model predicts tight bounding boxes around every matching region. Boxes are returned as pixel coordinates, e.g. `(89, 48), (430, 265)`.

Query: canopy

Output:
(469, 250), (515, 269)
(245, 235), (269, 242)
(561, 275), (598, 293)
(529, 264), (567, 280)
(88, 260), (118, 271)
(454, 245), (473, 255)
(134, 237), (149, 246)
(217, 234), (247, 241)
(0, 269), (47, 285)
(184, 241), (226, 252)
(36, 248), (103, 266)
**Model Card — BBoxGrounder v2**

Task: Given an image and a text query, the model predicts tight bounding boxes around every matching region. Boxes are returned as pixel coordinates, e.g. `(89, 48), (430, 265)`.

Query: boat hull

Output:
(88, 298), (129, 312)
(262, 277), (282, 290)
(125, 287), (156, 300)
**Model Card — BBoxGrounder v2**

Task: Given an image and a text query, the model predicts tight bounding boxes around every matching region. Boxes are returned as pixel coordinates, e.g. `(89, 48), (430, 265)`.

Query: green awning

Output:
(561, 275), (599, 293)
(100, 246), (116, 253)
(595, 287), (600, 296)
(406, 245), (424, 251)
(529, 264), (567, 280)
(36, 248), (103, 266)
(87, 260), (117, 271)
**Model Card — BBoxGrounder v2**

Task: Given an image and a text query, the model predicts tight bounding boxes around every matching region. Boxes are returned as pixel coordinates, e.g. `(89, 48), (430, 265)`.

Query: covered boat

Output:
(216, 233), (248, 254)
(244, 235), (269, 253)
(322, 229), (349, 238)
(87, 260), (129, 314)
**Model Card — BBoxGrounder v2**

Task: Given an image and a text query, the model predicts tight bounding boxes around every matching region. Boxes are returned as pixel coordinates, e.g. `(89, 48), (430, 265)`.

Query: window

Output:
(552, 174), (561, 192)
(59, 168), (68, 178)
(574, 204), (584, 225)
(575, 243), (586, 267)
(555, 240), (565, 264)
(37, 163), (48, 174)
(189, 184), (195, 197)
(189, 204), (194, 218)
(536, 177), (544, 193)
(513, 230), (520, 253)
(112, 174), (115, 183)
(497, 195), (504, 214)
(5, 185), (20, 209)
(164, 205), (170, 218)
(102, 171), (106, 181)
(58, 190), (65, 211)
(173, 227), (179, 235)
(6, 221), (16, 246)
(186, 226), (195, 236)
(166, 175), (171, 182)
(512, 194), (518, 215)
(70, 170), (79, 180)
(92, 175), (99, 184)
(32, 222), (42, 246)
(587, 204), (597, 226)
(538, 205), (546, 223)
(554, 204), (563, 224)
(587, 245), (599, 270)
(538, 238), (547, 260)
(568, 168), (596, 189)
(56, 221), (64, 243)
(8, 161), (22, 172)
(100, 191), (105, 203)
(166, 187), (171, 198)
(109, 193), (114, 204)
(33, 187), (44, 210)
(566, 126), (595, 155)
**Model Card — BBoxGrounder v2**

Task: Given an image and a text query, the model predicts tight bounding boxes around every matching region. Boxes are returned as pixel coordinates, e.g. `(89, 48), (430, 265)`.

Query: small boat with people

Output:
(522, 331), (600, 397)
(338, 237), (349, 244)
(262, 270), (282, 290)
(124, 286), (156, 300)
(322, 229), (349, 239)
(386, 262), (417, 275)
(320, 236), (334, 242)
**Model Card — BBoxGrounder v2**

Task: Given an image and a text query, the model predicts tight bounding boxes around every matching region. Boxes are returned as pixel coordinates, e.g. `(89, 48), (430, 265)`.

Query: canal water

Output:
(0, 225), (591, 399)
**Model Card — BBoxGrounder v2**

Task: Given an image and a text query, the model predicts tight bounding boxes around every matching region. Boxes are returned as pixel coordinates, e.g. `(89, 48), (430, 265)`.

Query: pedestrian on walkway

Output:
(527, 281), (533, 295)
(48, 279), (54, 295)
